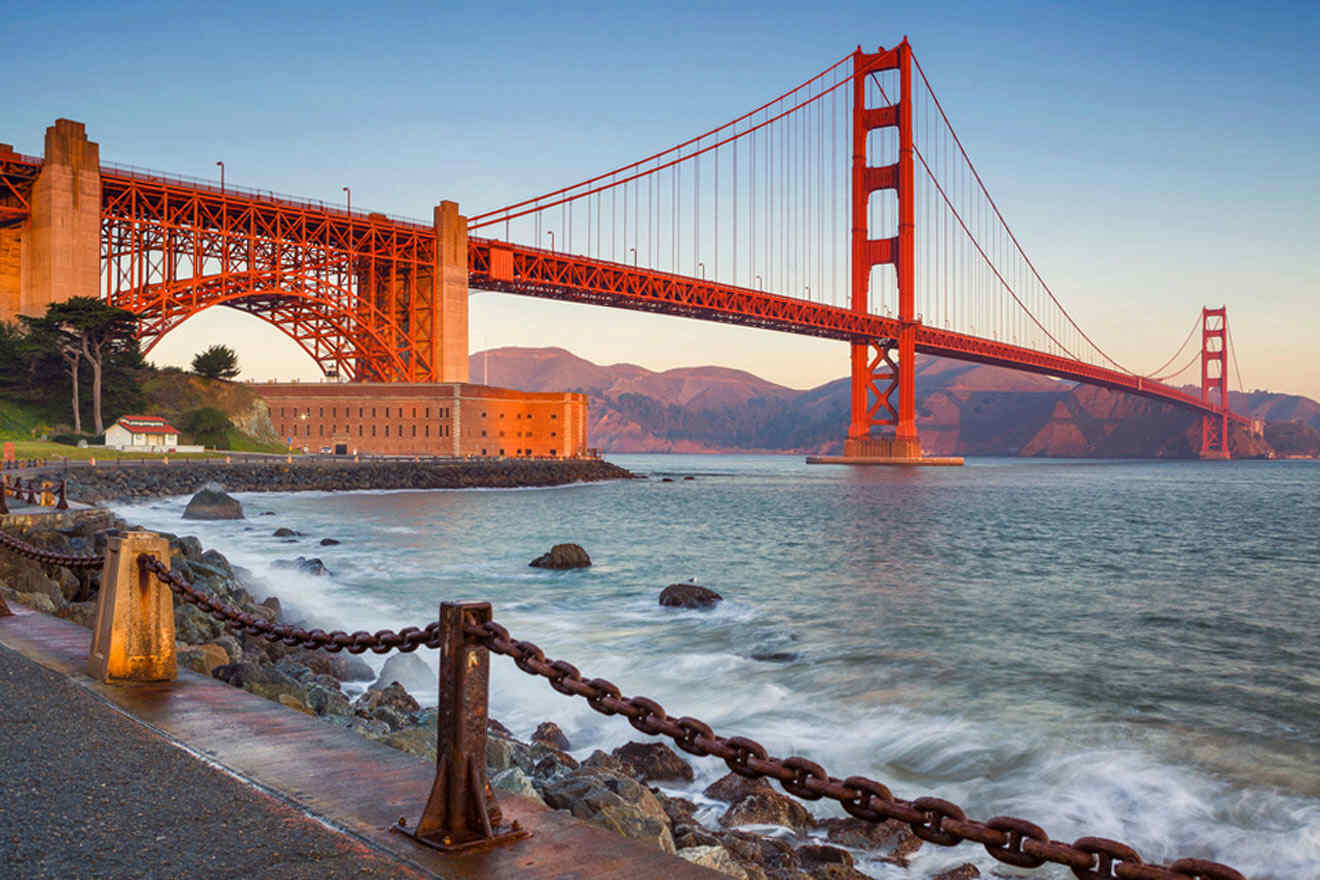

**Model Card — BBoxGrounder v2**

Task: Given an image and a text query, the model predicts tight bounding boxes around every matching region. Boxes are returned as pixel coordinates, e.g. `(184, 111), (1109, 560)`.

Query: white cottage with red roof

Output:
(104, 415), (182, 450)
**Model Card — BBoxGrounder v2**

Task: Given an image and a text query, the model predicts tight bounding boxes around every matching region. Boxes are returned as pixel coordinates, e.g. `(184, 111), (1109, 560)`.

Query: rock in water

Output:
(529, 543), (592, 569)
(182, 488), (243, 520)
(369, 652), (434, 694)
(532, 721), (571, 751)
(659, 582), (722, 609)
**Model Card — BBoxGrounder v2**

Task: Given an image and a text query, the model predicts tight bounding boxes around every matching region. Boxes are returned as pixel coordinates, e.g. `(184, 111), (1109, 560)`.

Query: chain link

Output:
(463, 618), (1246, 880)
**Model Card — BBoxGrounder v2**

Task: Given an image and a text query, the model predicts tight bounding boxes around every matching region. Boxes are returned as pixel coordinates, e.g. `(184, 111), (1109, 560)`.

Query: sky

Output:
(5, 0), (1318, 399)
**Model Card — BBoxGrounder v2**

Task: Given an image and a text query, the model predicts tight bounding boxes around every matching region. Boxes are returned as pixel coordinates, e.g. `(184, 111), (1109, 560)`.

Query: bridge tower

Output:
(1200, 306), (1230, 459)
(845, 40), (920, 460)
(0, 119), (99, 323)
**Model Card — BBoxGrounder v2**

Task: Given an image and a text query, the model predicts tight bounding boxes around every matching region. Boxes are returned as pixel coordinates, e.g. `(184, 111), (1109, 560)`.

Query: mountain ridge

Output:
(468, 346), (1317, 457)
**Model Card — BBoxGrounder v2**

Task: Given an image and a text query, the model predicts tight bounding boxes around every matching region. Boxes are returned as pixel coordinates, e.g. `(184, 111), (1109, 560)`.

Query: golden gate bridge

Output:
(0, 39), (1248, 459)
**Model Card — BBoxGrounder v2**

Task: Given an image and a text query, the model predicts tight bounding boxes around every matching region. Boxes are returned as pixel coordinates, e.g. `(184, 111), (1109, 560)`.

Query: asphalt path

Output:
(0, 642), (428, 879)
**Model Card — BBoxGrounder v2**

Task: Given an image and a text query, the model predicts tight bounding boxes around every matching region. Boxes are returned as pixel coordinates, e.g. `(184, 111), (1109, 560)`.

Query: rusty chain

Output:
(0, 528), (1252, 878)
(139, 555), (445, 655)
(0, 528), (105, 570)
(463, 617), (1246, 880)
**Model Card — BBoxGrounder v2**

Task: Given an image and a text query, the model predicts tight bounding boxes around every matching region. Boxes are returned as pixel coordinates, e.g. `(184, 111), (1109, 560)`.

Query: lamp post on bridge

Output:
(755, 274), (762, 290)
(216, 161), (224, 193)
(629, 247), (636, 266)
(546, 230), (554, 252)
(343, 186), (351, 215)
(698, 261), (705, 280)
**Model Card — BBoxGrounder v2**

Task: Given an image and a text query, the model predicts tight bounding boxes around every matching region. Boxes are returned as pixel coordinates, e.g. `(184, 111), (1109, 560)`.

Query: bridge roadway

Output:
(0, 604), (724, 880)
(468, 238), (1246, 424)
(0, 151), (1243, 426)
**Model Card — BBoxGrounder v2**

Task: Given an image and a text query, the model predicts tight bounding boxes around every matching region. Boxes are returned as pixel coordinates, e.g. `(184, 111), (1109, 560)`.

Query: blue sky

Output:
(6, 0), (1317, 398)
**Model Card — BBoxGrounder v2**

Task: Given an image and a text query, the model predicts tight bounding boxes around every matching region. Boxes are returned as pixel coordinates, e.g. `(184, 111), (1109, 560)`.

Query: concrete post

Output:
(433, 202), (469, 383)
(88, 531), (177, 683)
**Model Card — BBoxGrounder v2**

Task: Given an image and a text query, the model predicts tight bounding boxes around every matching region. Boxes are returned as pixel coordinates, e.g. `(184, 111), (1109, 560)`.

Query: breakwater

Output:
(39, 458), (633, 503)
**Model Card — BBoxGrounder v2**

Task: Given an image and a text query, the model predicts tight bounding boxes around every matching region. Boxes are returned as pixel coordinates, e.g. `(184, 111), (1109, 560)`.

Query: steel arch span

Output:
(98, 167), (446, 383)
(116, 271), (419, 381)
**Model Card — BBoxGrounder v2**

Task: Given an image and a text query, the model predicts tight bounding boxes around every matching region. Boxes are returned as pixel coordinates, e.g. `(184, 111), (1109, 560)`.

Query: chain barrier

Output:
(138, 555), (444, 655)
(0, 527), (105, 569)
(0, 526), (1249, 878)
(462, 617), (1246, 880)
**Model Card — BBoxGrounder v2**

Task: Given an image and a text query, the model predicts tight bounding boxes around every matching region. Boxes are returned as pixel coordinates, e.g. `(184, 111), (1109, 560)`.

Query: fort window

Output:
(359, 408), (363, 418)
(481, 430), (487, 437)
(425, 425), (429, 437)
(411, 425), (416, 437)
(319, 407), (323, 417)
(359, 426), (363, 437)
(332, 408), (337, 418)
(551, 413), (558, 419)
(372, 425), (377, 437)
(551, 431), (557, 437)
(385, 425), (390, 437)
(481, 411), (487, 418)
(372, 407), (376, 417)
(550, 449), (557, 456)
(425, 407), (430, 419)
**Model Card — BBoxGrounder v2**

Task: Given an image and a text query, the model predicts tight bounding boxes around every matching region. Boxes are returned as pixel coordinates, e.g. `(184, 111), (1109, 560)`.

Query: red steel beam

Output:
(468, 238), (1248, 425)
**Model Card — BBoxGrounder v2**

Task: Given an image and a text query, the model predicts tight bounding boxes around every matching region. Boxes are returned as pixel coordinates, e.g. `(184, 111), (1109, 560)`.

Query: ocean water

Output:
(114, 455), (1320, 878)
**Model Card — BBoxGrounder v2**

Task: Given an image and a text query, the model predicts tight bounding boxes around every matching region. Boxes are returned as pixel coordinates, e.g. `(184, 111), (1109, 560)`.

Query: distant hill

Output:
(470, 347), (1312, 458)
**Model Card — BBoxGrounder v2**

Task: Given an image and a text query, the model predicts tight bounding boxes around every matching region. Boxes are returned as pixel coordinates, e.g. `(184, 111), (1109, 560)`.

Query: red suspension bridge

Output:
(0, 39), (1248, 459)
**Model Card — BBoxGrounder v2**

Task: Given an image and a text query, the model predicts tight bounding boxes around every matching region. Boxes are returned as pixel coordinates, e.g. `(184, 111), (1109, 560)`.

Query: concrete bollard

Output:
(88, 531), (177, 683)
(393, 602), (528, 852)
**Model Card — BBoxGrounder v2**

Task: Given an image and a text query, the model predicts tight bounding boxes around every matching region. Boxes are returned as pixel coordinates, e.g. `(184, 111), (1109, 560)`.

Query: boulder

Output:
(354, 681), (420, 718)
(532, 721), (571, 751)
(541, 769), (675, 853)
(55, 600), (98, 629)
(178, 643), (230, 677)
(611, 741), (694, 782)
(529, 543), (592, 569)
(660, 582), (723, 609)
(719, 790), (814, 833)
(272, 527), (302, 538)
(581, 750), (635, 778)
(678, 845), (749, 879)
(930, 865), (980, 880)
(182, 488), (244, 520)
(15, 591), (56, 614)
(319, 537), (341, 546)
(673, 823), (721, 850)
(369, 652), (434, 694)
(820, 817), (916, 854)
(705, 773), (775, 803)
(719, 830), (803, 876)
(278, 693), (315, 716)
(491, 766), (541, 801)
(271, 556), (332, 576)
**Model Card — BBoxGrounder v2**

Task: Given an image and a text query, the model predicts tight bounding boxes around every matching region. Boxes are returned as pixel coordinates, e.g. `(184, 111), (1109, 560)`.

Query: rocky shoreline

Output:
(0, 514), (979, 880)
(30, 458), (635, 504)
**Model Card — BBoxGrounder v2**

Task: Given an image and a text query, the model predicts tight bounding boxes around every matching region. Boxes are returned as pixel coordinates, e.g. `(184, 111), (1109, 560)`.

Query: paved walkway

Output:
(0, 606), (722, 880)
(0, 640), (426, 879)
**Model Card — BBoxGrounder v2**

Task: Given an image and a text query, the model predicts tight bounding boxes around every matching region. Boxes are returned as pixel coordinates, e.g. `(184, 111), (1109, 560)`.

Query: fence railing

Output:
(0, 526), (1247, 877)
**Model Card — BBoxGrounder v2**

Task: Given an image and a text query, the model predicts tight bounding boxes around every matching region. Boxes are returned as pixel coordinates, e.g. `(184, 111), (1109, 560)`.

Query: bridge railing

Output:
(97, 159), (432, 230)
(0, 522), (1247, 878)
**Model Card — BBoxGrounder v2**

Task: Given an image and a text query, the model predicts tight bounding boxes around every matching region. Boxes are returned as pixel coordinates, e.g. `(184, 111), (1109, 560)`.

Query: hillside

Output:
(470, 347), (1308, 458)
